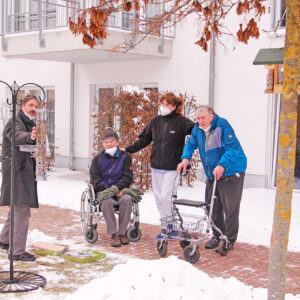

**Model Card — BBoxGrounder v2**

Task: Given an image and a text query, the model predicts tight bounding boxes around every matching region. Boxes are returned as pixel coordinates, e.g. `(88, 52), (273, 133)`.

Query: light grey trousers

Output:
(100, 194), (132, 236)
(151, 170), (177, 222)
(0, 205), (31, 255)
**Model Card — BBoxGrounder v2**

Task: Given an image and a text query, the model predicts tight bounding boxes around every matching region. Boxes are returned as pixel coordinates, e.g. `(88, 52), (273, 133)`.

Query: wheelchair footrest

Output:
(173, 199), (208, 207)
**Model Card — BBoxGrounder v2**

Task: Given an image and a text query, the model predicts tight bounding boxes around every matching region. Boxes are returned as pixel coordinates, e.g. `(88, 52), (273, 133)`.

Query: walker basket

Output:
(160, 213), (207, 235)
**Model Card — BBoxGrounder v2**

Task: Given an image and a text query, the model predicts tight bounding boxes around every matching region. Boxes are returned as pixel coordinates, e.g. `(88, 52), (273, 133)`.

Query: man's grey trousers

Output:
(205, 172), (245, 242)
(0, 205), (30, 255)
(100, 194), (132, 236)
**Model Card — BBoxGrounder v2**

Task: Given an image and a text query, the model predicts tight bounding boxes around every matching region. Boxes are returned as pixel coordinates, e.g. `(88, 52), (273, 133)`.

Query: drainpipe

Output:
(208, 33), (216, 108)
(1, 0), (7, 50)
(69, 63), (75, 170)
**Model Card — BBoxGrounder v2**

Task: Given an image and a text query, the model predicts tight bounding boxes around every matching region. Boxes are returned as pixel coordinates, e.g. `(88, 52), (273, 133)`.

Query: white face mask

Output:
(105, 146), (117, 157)
(160, 106), (172, 116)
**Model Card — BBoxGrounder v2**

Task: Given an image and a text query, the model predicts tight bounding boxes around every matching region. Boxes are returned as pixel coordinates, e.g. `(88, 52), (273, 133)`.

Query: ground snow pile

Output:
(65, 256), (268, 300)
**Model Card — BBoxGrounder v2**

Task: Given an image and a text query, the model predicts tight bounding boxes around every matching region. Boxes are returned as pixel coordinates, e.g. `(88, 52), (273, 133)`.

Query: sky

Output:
(1, 168), (299, 299)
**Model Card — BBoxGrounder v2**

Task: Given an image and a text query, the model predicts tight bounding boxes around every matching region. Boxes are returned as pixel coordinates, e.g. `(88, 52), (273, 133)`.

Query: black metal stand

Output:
(0, 80), (47, 293)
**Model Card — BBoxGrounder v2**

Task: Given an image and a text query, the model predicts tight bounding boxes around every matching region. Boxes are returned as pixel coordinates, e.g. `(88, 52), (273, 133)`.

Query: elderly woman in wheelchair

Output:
(81, 128), (143, 247)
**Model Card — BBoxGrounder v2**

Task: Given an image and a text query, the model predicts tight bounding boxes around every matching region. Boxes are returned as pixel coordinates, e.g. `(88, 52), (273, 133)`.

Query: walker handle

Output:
(181, 164), (191, 176)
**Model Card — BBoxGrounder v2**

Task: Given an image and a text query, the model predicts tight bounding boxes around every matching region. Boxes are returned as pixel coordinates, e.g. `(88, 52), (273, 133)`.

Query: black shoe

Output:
(205, 236), (220, 249)
(0, 242), (9, 251)
(9, 252), (36, 262)
(228, 241), (234, 250)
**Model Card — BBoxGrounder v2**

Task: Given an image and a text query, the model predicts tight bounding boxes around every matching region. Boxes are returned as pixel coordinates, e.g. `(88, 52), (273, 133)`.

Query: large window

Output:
(89, 85), (158, 157)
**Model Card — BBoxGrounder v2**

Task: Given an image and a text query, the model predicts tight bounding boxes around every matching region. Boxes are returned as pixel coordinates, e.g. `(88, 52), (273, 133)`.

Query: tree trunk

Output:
(267, 1), (300, 299)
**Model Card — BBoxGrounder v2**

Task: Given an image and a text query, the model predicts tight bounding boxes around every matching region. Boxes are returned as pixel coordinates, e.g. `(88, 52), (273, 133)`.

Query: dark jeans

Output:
(205, 172), (245, 242)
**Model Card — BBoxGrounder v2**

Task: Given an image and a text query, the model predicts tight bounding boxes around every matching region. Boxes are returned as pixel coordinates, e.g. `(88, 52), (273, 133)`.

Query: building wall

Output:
(0, 57), (71, 157)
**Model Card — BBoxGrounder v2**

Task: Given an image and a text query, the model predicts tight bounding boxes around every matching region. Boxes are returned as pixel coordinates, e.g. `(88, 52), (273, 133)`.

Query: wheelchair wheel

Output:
(126, 226), (142, 242)
(85, 227), (98, 244)
(157, 240), (168, 257)
(179, 231), (191, 249)
(183, 245), (200, 264)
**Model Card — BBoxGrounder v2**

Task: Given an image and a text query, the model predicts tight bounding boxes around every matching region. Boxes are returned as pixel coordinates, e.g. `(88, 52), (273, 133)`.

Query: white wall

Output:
(0, 57), (71, 157)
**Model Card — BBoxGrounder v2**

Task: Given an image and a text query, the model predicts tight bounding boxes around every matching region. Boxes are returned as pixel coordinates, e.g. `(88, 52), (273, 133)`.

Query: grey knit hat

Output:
(102, 127), (119, 142)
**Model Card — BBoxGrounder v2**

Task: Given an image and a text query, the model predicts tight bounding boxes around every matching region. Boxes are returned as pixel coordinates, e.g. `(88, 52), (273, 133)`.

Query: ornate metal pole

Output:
(0, 80), (47, 293)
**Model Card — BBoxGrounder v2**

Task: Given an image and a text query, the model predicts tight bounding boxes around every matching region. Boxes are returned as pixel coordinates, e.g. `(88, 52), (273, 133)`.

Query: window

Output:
(14, 0), (27, 32)
(274, 0), (286, 29)
(44, 0), (57, 28)
(145, 2), (162, 19)
(89, 85), (158, 157)
(122, 11), (134, 30)
(279, 0), (286, 27)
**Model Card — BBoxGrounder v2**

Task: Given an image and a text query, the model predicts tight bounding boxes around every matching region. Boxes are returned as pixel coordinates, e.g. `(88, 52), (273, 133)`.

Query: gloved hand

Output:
(97, 185), (119, 202)
(122, 188), (144, 203)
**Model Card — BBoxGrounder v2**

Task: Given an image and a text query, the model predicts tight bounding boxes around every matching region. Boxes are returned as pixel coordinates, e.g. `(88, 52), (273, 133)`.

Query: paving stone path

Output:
(0, 204), (299, 295)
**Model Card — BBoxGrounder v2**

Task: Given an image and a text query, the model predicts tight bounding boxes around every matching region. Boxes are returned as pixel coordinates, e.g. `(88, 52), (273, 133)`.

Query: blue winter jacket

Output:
(181, 114), (247, 179)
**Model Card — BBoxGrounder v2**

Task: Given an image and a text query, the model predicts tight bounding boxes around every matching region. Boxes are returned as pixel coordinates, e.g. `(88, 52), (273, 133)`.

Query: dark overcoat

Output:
(0, 111), (38, 208)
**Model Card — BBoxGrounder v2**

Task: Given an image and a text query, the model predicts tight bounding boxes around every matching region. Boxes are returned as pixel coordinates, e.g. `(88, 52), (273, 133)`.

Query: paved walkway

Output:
(0, 204), (299, 295)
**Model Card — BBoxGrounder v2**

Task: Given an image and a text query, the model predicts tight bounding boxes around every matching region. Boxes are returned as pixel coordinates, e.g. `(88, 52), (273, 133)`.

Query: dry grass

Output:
(0, 247), (123, 297)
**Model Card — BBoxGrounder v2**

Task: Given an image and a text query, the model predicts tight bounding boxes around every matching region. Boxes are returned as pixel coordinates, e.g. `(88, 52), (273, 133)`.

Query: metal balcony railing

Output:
(0, 0), (175, 50)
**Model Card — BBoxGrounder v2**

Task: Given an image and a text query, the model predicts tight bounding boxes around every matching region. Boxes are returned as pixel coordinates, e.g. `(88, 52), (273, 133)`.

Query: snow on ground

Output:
(1, 168), (300, 299)
(65, 256), (298, 300)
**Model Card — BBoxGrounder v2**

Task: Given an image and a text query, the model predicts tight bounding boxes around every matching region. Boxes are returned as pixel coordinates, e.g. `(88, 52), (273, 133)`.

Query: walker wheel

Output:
(179, 231), (191, 249)
(126, 226), (142, 242)
(157, 240), (168, 257)
(85, 227), (98, 244)
(183, 245), (200, 264)
(216, 239), (229, 256)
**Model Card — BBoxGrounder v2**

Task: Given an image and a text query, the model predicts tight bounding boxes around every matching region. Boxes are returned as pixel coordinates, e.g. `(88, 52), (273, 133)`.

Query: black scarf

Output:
(19, 110), (36, 132)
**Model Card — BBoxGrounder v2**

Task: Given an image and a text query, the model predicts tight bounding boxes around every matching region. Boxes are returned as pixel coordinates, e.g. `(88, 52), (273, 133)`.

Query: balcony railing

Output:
(0, 0), (175, 49)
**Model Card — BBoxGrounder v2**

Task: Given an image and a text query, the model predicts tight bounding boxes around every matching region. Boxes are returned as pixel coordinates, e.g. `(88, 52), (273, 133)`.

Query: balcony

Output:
(0, 0), (174, 63)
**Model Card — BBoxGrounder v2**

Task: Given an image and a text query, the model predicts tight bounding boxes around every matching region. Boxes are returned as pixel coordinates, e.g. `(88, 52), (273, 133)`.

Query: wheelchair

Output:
(80, 184), (142, 244)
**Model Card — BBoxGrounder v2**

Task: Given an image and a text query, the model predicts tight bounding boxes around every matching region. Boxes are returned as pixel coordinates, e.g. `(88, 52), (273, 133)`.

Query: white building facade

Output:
(0, 0), (296, 190)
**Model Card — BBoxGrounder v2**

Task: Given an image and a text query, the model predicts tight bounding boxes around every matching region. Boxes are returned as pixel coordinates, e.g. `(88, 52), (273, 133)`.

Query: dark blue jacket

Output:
(90, 148), (133, 192)
(181, 114), (247, 179)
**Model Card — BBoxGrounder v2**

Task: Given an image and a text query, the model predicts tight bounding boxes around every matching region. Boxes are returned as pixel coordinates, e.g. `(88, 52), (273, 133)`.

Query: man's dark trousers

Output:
(205, 172), (245, 242)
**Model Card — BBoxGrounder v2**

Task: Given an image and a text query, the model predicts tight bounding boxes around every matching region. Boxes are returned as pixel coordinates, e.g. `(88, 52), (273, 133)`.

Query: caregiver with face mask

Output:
(125, 92), (195, 239)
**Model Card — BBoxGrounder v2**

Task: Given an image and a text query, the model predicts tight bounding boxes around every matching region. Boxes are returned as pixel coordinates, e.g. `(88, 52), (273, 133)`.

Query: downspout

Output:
(69, 63), (75, 170)
(208, 33), (216, 107)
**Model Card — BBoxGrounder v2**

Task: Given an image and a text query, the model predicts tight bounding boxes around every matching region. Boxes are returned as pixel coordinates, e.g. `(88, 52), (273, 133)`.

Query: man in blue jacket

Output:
(177, 105), (247, 251)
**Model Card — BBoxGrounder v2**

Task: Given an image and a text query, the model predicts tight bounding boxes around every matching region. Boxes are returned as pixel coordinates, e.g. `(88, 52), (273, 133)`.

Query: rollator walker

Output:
(80, 184), (142, 244)
(157, 166), (228, 264)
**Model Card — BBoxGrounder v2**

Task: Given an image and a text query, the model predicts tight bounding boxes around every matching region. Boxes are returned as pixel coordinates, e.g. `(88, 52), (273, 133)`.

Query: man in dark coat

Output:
(0, 95), (39, 261)
(90, 127), (135, 247)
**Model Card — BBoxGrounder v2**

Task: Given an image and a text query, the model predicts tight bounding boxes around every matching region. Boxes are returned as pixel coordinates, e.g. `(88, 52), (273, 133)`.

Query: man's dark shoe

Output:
(0, 242), (9, 251)
(205, 236), (220, 249)
(9, 252), (36, 262)
(119, 235), (129, 245)
(111, 233), (121, 247)
(228, 241), (234, 250)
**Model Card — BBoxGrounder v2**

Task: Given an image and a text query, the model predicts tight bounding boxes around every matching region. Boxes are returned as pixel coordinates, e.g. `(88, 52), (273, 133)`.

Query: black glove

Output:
(122, 188), (144, 203)
(97, 185), (119, 202)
